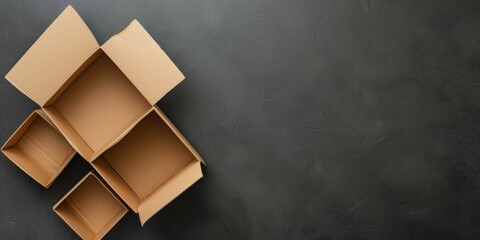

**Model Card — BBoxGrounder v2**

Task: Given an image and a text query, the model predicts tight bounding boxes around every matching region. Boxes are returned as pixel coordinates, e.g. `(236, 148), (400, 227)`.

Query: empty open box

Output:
(5, 6), (185, 161)
(53, 172), (128, 239)
(92, 106), (204, 225)
(2, 110), (75, 188)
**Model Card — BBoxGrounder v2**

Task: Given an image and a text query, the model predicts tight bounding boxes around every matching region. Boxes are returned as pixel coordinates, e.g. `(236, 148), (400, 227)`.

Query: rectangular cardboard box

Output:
(5, 6), (185, 161)
(2, 110), (76, 188)
(92, 106), (204, 225)
(53, 171), (128, 239)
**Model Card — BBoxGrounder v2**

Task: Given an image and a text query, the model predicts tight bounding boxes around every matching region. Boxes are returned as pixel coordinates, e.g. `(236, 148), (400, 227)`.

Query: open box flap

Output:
(5, 5), (99, 106)
(137, 161), (203, 225)
(101, 20), (185, 105)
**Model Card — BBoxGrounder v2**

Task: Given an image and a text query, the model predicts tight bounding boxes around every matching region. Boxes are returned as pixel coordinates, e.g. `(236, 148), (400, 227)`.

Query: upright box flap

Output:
(137, 161), (203, 225)
(5, 6), (99, 106)
(102, 20), (185, 105)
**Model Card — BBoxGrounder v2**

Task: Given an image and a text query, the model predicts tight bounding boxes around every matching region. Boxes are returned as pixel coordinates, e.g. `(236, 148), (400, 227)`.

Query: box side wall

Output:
(138, 161), (203, 225)
(2, 112), (39, 149)
(92, 157), (141, 212)
(43, 106), (94, 160)
(54, 202), (95, 239)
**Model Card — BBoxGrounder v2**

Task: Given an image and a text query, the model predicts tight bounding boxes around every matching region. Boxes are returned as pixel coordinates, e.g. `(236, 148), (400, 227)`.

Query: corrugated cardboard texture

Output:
(53, 172), (127, 240)
(5, 6), (98, 106)
(102, 20), (185, 105)
(2, 110), (75, 188)
(93, 107), (203, 224)
(44, 53), (151, 161)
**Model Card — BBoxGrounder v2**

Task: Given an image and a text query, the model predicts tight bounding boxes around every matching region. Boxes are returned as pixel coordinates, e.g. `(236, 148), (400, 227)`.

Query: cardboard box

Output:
(2, 110), (75, 188)
(53, 172), (128, 239)
(92, 106), (204, 225)
(5, 6), (185, 161)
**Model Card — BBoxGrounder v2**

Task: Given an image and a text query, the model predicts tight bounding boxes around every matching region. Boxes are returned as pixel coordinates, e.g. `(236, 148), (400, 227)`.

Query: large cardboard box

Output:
(3, 5), (204, 236)
(92, 106), (204, 225)
(5, 6), (185, 161)
(2, 110), (75, 188)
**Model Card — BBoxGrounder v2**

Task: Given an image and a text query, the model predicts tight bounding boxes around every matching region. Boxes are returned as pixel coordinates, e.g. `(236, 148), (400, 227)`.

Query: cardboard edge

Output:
(1, 111), (39, 150)
(43, 149), (76, 188)
(115, 19), (137, 35)
(53, 171), (94, 210)
(42, 106), (93, 161)
(153, 105), (205, 165)
(91, 157), (142, 213)
(87, 107), (154, 162)
(137, 161), (203, 225)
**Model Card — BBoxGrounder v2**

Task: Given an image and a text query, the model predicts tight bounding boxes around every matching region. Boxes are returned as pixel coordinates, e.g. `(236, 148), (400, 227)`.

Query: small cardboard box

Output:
(92, 106), (204, 225)
(5, 6), (185, 161)
(2, 110), (75, 188)
(53, 172), (128, 239)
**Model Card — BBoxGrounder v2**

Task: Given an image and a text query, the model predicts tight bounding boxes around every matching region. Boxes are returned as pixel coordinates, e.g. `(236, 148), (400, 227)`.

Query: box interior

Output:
(54, 173), (127, 240)
(92, 110), (196, 211)
(43, 51), (151, 160)
(2, 112), (75, 187)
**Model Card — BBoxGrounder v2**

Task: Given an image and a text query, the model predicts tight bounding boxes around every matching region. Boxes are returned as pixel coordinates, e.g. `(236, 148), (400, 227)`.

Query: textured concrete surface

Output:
(2, 0), (480, 239)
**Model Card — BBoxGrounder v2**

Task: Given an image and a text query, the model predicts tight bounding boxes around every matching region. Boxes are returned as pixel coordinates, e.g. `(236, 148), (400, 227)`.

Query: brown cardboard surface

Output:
(92, 106), (203, 225)
(5, 6), (98, 106)
(43, 52), (151, 161)
(2, 110), (75, 188)
(53, 172), (128, 240)
(102, 20), (185, 105)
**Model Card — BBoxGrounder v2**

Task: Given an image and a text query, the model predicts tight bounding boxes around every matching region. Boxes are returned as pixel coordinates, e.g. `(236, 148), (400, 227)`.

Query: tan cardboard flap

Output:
(5, 5), (99, 106)
(102, 20), (185, 105)
(138, 161), (203, 225)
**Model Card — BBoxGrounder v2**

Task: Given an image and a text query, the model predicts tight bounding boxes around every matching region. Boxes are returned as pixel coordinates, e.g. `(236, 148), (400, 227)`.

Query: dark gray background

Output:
(1, 0), (480, 239)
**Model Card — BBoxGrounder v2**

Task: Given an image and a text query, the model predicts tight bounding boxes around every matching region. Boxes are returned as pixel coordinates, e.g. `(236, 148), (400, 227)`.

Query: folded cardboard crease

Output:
(3, 5), (204, 239)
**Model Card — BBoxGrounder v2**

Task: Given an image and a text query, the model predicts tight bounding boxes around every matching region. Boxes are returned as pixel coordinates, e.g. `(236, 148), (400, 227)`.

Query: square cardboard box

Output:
(92, 106), (204, 225)
(2, 110), (76, 188)
(53, 171), (128, 240)
(5, 6), (185, 161)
